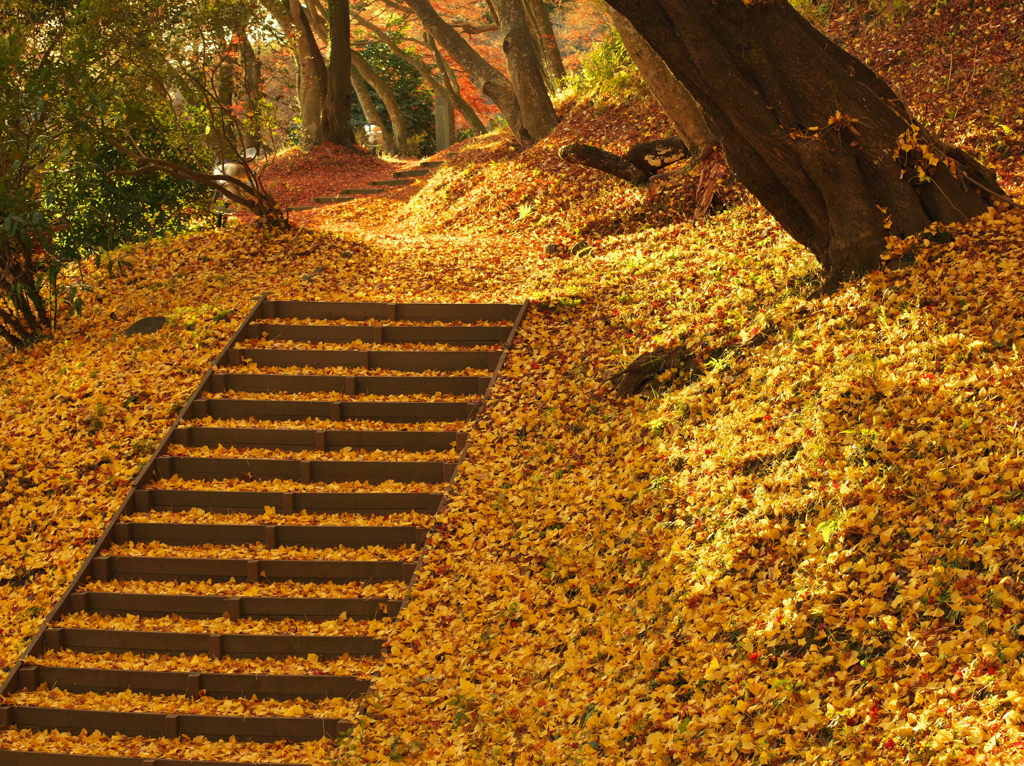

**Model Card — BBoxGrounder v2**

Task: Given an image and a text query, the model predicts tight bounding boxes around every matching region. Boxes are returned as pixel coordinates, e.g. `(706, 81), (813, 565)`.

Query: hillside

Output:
(1, 0), (1023, 763)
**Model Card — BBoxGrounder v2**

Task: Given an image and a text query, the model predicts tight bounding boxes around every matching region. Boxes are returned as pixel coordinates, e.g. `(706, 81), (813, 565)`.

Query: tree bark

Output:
(605, 0), (1004, 289)
(624, 138), (690, 174)
(207, 45), (236, 160)
(350, 48), (410, 155)
(424, 31), (487, 135)
(434, 87), (455, 151)
(289, 0), (326, 146)
(321, 0), (355, 145)
(350, 67), (398, 155)
(558, 143), (651, 184)
(521, 0), (565, 89)
(559, 138), (690, 183)
(236, 28), (264, 153)
(491, 0), (558, 144)
(399, 0), (530, 146)
(349, 10), (487, 135)
(607, 6), (714, 154)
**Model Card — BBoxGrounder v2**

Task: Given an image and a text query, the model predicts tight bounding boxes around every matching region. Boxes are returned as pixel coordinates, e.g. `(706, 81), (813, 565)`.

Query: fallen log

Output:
(558, 137), (691, 184)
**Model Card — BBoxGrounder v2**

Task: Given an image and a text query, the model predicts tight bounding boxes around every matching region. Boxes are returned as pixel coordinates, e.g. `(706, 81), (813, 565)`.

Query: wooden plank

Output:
(158, 456), (452, 484)
(230, 348), (501, 371)
(209, 373), (491, 396)
(171, 427), (467, 453)
(244, 324), (511, 345)
(0, 706), (346, 742)
(136, 488), (444, 515)
(183, 398), (478, 423)
(41, 628), (383, 659)
(68, 593), (403, 620)
(93, 556), (418, 584)
(15, 666), (370, 700)
(0, 752), (310, 766)
(113, 523), (426, 548)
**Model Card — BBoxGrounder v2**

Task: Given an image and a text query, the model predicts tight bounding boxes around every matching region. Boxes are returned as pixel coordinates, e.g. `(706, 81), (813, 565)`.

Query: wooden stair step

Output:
(0, 751), (314, 766)
(224, 347), (503, 371)
(242, 322), (513, 344)
(205, 373), (491, 396)
(0, 706), (347, 742)
(88, 556), (419, 584)
(182, 398), (480, 424)
(151, 455), (456, 484)
(254, 300), (521, 323)
(112, 522), (427, 549)
(11, 665), (370, 700)
(39, 627), (383, 659)
(394, 168), (431, 178)
(169, 426), (467, 453)
(129, 488), (443, 516)
(65, 593), (404, 621)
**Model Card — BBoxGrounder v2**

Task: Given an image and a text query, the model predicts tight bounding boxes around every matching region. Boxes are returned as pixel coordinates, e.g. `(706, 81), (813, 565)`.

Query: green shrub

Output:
(559, 30), (644, 101)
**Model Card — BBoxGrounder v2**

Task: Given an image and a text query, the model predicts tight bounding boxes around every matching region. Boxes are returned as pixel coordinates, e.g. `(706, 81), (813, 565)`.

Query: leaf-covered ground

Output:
(2, 0), (1023, 762)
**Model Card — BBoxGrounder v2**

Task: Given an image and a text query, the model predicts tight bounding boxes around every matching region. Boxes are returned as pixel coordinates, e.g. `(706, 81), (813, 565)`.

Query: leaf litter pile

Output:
(2, 0), (1024, 762)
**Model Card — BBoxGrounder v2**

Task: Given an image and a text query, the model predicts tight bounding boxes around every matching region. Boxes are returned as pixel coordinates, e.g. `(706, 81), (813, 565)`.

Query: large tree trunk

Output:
(605, 0), (1004, 289)
(400, 0), (531, 146)
(491, 0), (558, 144)
(351, 48), (410, 155)
(606, 6), (714, 154)
(521, 0), (565, 89)
(321, 0), (355, 145)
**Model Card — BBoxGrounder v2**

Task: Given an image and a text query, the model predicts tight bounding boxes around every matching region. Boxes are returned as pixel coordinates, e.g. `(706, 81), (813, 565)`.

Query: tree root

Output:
(609, 324), (778, 396)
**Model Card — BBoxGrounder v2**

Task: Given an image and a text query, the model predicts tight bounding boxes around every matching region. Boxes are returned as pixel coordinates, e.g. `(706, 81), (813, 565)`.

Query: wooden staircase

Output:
(0, 297), (527, 764)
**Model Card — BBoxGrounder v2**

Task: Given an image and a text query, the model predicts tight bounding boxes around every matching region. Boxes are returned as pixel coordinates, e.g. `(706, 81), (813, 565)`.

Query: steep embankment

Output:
(0, 0), (1022, 762)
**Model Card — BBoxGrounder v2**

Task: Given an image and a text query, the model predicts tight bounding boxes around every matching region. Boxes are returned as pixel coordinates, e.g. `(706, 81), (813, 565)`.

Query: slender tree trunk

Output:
(605, 0), (1004, 288)
(522, 0), (564, 88)
(289, 0), (326, 146)
(235, 28), (264, 153)
(400, 0), (530, 145)
(321, 0), (355, 145)
(434, 88), (455, 151)
(348, 10), (486, 136)
(424, 32), (486, 135)
(607, 6), (714, 154)
(351, 67), (398, 155)
(490, 0), (558, 144)
(351, 48), (410, 155)
(208, 47), (237, 159)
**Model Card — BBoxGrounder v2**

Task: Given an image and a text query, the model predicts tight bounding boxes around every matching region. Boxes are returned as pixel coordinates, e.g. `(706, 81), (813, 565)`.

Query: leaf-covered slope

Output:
(1, 0), (1023, 762)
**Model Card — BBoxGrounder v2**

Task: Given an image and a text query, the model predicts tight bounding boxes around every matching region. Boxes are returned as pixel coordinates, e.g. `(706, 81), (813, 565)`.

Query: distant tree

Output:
(351, 38), (436, 154)
(605, 0), (1008, 289)
(351, 47), (414, 153)
(261, 0), (356, 147)
(0, 2), (210, 347)
(350, 9), (487, 148)
(387, 0), (559, 145)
